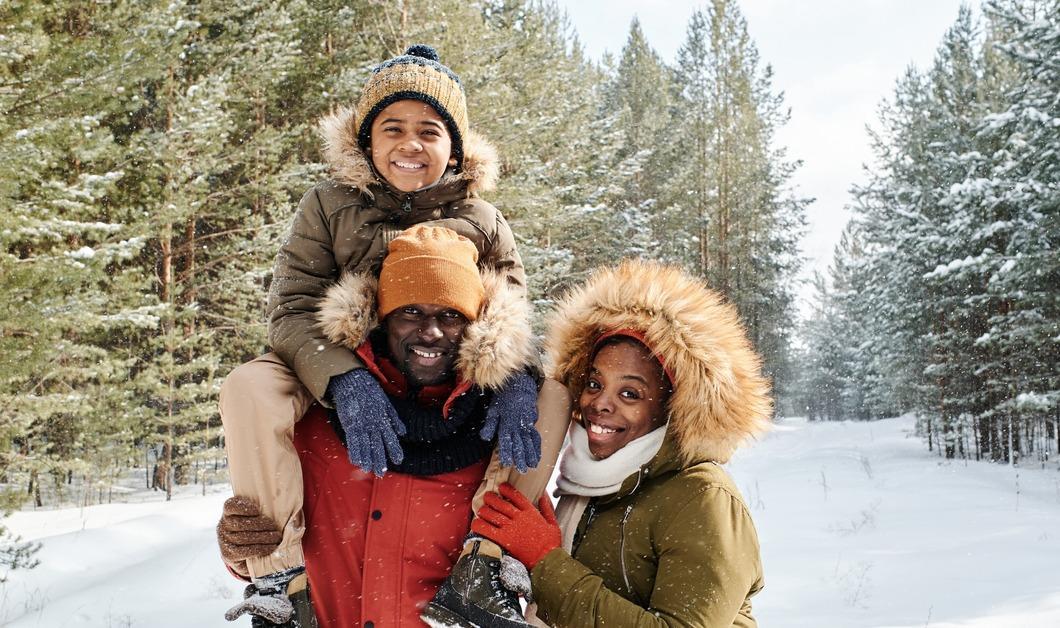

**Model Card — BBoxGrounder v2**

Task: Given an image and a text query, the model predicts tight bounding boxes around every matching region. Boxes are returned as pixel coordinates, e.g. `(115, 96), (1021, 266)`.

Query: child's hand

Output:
(329, 369), (405, 476)
(216, 496), (283, 570)
(481, 372), (541, 472)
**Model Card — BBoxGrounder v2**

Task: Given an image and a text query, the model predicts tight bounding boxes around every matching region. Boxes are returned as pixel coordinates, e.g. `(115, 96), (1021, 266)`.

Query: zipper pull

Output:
(585, 502), (598, 526)
(573, 501), (597, 554)
(401, 194), (413, 212)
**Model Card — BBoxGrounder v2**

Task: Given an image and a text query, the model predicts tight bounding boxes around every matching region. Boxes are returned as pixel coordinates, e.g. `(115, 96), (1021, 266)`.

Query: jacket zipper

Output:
(401, 193), (413, 213)
(619, 468), (645, 596)
(620, 503), (635, 596)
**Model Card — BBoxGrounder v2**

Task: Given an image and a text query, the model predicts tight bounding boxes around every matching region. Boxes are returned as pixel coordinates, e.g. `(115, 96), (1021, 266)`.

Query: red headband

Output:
(592, 328), (675, 386)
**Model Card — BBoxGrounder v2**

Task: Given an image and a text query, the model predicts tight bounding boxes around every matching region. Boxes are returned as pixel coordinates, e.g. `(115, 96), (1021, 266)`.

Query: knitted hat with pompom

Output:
(355, 45), (469, 167)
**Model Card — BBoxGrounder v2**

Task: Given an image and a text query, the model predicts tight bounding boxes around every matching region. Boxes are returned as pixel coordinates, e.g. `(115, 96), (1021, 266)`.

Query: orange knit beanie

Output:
(377, 225), (484, 321)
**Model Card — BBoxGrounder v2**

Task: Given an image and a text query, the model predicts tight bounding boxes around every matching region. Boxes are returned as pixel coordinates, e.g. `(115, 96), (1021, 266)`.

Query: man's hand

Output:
(216, 496), (283, 569)
(481, 372), (541, 472)
(329, 368), (405, 476)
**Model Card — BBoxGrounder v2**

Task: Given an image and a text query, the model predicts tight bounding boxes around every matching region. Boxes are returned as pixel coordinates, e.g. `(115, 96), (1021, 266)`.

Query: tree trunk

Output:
(166, 424), (174, 501)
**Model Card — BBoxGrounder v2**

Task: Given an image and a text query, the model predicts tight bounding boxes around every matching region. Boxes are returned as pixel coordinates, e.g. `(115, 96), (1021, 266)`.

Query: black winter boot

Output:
(225, 566), (318, 628)
(421, 540), (531, 628)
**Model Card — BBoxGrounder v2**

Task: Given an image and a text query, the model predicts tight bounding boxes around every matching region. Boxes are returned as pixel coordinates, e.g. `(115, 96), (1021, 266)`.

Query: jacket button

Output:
(371, 510), (382, 520)
(365, 622), (374, 628)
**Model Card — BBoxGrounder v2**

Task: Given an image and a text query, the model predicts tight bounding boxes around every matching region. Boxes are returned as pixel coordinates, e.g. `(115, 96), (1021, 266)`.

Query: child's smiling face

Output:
(369, 99), (456, 192)
(579, 339), (670, 460)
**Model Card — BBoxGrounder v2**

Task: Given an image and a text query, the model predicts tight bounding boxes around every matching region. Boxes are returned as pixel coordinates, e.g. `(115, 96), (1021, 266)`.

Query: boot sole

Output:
(421, 602), (481, 628)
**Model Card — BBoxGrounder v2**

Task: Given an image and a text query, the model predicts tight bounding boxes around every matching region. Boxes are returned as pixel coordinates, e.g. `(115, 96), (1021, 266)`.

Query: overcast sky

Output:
(556, 0), (970, 309)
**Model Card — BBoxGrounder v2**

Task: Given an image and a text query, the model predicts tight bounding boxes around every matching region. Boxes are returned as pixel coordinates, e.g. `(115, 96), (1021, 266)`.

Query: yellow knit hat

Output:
(355, 45), (469, 167)
(378, 226), (484, 321)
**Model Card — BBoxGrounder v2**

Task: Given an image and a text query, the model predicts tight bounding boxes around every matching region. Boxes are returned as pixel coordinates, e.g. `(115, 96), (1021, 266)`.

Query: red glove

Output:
(471, 482), (561, 569)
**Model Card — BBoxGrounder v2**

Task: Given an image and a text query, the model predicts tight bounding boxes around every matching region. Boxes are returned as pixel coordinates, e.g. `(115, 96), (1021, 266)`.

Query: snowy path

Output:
(728, 415), (1060, 628)
(2, 415), (1058, 627)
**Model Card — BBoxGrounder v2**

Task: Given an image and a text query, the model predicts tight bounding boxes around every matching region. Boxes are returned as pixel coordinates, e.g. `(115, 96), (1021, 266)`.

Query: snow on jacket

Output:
(531, 260), (772, 627)
(296, 407), (485, 628)
(297, 263), (534, 627)
(268, 107), (525, 401)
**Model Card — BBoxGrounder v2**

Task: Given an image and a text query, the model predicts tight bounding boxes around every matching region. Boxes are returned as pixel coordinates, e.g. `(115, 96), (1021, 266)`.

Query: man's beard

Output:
(397, 342), (459, 387)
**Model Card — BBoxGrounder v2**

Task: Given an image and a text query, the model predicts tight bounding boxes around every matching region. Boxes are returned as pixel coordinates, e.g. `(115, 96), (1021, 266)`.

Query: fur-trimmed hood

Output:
(546, 260), (773, 465)
(316, 268), (533, 390)
(317, 106), (500, 197)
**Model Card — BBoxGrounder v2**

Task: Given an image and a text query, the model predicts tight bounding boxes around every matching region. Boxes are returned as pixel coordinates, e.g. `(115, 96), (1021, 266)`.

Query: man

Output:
(218, 225), (570, 627)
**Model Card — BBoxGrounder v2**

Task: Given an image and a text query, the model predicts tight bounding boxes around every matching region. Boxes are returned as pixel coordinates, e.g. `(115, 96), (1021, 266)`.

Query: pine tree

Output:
(826, 0), (1057, 466)
(667, 0), (805, 401)
(597, 17), (675, 258)
(1, 0), (156, 504)
(950, 0), (1060, 463)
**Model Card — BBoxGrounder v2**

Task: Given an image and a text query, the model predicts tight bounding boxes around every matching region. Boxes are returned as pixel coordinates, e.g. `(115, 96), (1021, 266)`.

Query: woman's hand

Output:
(471, 482), (561, 569)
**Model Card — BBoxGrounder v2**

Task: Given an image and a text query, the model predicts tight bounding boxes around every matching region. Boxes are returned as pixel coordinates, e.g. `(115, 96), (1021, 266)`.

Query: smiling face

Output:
(384, 303), (468, 387)
(578, 339), (671, 460)
(369, 99), (456, 192)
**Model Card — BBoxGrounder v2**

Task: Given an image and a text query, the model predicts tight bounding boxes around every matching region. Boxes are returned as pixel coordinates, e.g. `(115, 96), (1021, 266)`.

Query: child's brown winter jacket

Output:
(266, 107), (524, 400)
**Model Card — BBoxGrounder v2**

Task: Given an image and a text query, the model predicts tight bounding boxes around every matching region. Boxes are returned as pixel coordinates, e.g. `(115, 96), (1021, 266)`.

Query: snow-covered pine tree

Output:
(947, 0), (1059, 464)
(797, 227), (881, 421)
(797, 272), (848, 420)
(667, 0), (805, 403)
(114, 0), (370, 498)
(830, 1), (1056, 465)
(433, 0), (612, 307)
(1, 1), (155, 505)
(847, 49), (976, 448)
(595, 18), (675, 258)
(917, 6), (1002, 459)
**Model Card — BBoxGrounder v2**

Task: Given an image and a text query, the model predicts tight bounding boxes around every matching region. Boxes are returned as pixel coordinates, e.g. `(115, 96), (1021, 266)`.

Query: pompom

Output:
(404, 44), (439, 61)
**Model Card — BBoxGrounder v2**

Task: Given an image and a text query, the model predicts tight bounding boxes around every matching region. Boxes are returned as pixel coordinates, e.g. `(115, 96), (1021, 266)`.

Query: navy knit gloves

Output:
(328, 369), (405, 476)
(480, 372), (541, 473)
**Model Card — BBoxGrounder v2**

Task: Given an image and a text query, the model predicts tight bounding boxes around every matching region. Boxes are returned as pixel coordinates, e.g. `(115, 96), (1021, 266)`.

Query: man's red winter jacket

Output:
(295, 406), (487, 627)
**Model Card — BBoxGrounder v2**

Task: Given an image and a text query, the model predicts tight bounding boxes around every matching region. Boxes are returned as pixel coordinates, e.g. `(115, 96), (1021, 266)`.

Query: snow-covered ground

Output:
(3, 415), (1058, 627)
(727, 415), (1060, 627)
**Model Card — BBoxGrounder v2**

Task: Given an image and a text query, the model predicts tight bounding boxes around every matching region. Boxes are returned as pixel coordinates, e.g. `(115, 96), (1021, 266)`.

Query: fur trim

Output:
(456, 269), (535, 390)
(316, 269), (531, 389)
(546, 260), (773, 465)
(316, 107), (499, 194)
(317, 273), (379, 350)
(460, 130), (499, 196)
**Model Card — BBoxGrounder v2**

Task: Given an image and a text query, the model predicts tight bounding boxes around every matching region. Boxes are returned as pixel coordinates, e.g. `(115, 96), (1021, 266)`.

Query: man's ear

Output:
(448, 156), (458, 167)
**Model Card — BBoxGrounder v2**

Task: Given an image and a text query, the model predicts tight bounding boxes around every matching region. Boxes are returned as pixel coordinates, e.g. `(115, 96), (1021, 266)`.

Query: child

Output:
(218, 45), (568, 626)
(471, 260), (772, 626)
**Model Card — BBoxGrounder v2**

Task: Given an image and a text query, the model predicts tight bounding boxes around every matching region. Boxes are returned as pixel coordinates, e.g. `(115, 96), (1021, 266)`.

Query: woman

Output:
(472, 259), (772, 627)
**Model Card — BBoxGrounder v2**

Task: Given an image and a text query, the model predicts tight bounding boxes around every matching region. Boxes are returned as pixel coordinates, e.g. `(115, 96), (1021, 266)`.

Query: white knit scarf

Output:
(556, 422), (666, 497)
(553, 422), (666, 552)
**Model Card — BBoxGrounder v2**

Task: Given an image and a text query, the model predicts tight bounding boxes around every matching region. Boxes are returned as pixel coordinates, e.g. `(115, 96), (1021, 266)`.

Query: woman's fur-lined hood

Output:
(547, 260), (773, 465)
(316, 268), (533, 390)
(317, 106), (500, 197)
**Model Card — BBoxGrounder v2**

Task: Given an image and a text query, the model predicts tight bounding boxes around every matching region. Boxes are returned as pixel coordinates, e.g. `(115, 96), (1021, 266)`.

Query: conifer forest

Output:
(1, 0), (1056, 539)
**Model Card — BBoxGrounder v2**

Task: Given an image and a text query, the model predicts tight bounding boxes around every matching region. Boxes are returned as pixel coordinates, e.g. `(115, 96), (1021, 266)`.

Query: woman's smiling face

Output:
(578, 339), (670, 459)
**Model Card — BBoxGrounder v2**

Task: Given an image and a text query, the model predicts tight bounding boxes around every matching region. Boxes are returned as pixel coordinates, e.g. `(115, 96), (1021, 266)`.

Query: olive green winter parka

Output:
(530, 261), (772, 627)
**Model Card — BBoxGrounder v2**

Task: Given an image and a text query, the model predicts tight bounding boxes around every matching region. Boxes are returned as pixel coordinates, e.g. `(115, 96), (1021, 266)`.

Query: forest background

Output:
(0, 0), (1056, 575)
